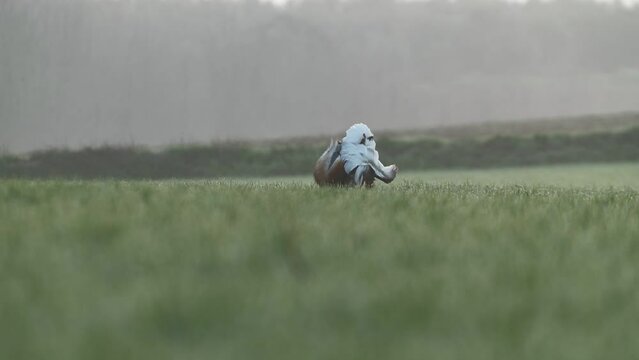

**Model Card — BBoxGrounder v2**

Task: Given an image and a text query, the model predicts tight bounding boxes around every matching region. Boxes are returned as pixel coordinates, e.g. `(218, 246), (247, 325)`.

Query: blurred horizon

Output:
(2, 0), (639, 153)
(266, 0), (639, 7)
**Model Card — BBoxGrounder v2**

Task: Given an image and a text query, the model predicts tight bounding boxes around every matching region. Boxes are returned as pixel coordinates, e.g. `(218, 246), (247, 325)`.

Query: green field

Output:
(404, 162), (639, 189)
(239, 162), (639, 190)
(2, 163), (639, 360)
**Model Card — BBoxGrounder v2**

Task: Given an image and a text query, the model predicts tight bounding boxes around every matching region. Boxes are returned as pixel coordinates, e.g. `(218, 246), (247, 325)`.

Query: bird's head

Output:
(343, 123), (376, 150)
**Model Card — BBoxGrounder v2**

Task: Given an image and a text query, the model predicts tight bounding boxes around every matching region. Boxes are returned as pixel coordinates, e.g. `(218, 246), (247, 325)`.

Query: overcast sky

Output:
(265, 0), (639, 7)
(2, 0), (639, 153)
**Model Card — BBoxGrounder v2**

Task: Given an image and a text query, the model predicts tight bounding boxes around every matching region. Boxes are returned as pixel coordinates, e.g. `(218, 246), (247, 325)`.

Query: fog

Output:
(1, 0), (639, 153)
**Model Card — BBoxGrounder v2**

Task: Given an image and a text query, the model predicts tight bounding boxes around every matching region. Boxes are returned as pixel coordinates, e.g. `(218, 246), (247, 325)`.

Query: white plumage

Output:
(314, 123), (398, 187)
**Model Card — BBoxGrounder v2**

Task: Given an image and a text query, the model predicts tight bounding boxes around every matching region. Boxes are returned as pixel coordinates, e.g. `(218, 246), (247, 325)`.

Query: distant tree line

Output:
(2, 125), (638, 179)
(1, 0), (639, 153)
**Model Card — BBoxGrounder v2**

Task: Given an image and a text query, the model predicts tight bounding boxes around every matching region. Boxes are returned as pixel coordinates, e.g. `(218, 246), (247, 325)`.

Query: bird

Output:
(314, 123), (398, 187)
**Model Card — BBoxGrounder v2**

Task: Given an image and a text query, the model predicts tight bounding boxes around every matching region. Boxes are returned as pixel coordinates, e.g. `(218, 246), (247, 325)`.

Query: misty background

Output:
(1, 0), (639, 153)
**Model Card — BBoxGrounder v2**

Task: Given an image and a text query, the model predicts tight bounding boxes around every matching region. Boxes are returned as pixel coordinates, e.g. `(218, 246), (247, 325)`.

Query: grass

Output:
(243, 162), (639, 190)
(403, 162), (639, 189)
(1, 164), (639, 360)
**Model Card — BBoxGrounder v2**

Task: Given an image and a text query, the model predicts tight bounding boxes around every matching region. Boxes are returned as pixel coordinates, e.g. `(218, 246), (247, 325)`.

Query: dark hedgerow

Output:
(1, 127), (639, 179)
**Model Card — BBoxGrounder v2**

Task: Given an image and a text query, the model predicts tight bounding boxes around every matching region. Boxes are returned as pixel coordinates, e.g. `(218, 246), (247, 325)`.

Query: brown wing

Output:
(314, 140), (379, 187)
(315, 141), (351, 187)
(315, 157), (353, 187)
